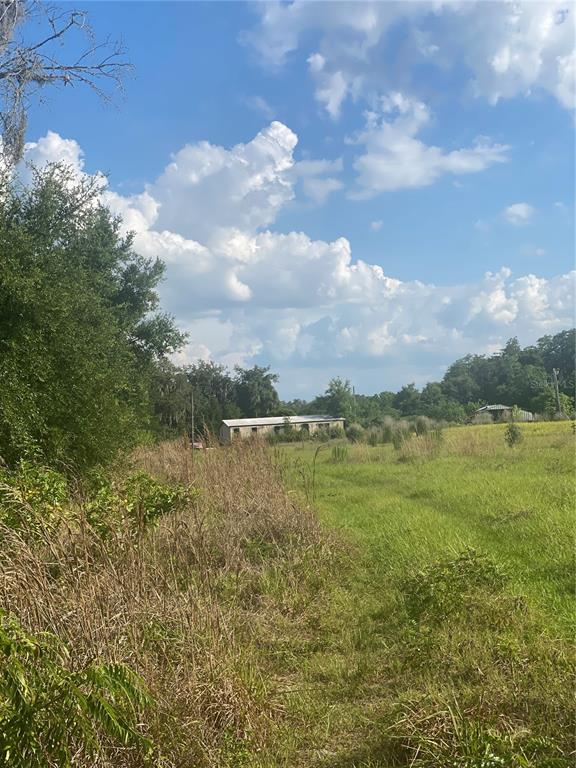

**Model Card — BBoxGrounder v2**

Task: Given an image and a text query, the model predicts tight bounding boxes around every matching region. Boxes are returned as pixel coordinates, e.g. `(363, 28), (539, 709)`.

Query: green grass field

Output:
(272, 422), (575, 766)
(285, 421), (574, 631)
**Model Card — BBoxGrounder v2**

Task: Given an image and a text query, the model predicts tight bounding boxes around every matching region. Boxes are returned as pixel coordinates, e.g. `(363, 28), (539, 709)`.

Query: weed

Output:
(331, 444), (349, 464)
(505, 422), (523, 447)
(346, 423), (365, 443)
(0, 462), (69, 539)
(402, 548), (508, 621)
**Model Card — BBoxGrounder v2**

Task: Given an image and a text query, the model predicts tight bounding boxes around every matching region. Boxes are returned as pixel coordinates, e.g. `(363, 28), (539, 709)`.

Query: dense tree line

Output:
(150, 361), (280, 438)
(151, 330), (575, 439)
(281, 332), (575, 425)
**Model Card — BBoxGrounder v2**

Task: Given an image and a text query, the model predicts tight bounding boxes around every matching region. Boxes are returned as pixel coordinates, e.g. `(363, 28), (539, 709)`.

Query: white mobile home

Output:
(219, 415), (345, 442)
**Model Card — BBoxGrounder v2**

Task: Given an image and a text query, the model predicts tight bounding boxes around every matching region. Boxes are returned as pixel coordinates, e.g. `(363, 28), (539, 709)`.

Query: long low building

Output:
(219, 415), (345, 442)
(474, 404), (534, 422)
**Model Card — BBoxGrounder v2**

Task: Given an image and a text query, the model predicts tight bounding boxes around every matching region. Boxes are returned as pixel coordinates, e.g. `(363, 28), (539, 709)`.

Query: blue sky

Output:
(24, 1), (575, 397)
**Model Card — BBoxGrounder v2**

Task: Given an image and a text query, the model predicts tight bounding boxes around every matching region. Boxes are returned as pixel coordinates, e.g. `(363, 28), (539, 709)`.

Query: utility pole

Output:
(552, 368), (562, 415)
(190, 388), (195, 461)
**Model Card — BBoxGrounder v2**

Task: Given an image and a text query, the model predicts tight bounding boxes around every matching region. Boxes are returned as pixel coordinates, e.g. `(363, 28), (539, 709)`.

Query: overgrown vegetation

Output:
(0, 441), (337, 766)
(1, 426), (573, 766)
(0, 612), (152, 768)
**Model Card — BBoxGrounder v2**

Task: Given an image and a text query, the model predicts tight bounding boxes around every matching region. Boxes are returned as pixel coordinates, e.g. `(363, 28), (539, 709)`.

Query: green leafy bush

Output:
(86, 471), (194, 536)
(0, 462), (69, 537)
(403, 549), (508, 622)
(345, 423), (365, 443)
(0, 611), (153, 767)
(124, 471), (192, 531)
(505, 422), (523, 448)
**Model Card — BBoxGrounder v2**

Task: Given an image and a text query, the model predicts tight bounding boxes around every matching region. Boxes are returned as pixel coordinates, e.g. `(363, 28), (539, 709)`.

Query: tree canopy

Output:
(0, 165), (184, 469)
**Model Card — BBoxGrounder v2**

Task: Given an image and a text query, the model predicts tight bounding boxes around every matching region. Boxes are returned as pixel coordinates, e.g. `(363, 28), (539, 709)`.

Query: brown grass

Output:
(0, 441), (335, 767)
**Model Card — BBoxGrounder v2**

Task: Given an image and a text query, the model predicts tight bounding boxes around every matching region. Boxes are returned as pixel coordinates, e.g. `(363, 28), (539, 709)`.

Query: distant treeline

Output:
(154, 330), (575, 437)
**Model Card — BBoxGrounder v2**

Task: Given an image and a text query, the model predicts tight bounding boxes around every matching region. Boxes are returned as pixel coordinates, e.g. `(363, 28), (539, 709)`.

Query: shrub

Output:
(346, 423), (365, 443)
(0, 611), (153, 767)
(414, 416), (431, 436)
(367, 429), (380, 447)
(329, 426), (346, 440)
(472, 412), (494, 425)
(381, 425), (394, 443)
(403, 548), (508, 622)
(85, 471), (194, 537)
(504, 422), (523, 448)
(0, 462), (69, 538)
(392, 428), (409, 451)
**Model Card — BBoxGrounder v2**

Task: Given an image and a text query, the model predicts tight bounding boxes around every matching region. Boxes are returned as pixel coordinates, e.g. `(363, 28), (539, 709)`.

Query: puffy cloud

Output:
(503, 202), (536, 225)
(22, 131), (84, 175)
(371, 219), (383, 231)
(149, 121), (298, 242)
(16, 128), (575, 395)
(350, 93), (509, 196)
(17, 131), (107, 193)
(246, 1), (576, 114)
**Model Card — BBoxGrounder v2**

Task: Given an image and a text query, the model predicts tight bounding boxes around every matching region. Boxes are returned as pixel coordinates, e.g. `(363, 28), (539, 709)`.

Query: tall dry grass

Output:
(0, 441), (334, 766)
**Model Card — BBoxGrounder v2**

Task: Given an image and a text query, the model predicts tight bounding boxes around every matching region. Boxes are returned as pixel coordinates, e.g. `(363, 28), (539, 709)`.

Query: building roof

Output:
(222, 415), (343, 428)
(475, 404), (511, 412)
(475, 404), (533, 415)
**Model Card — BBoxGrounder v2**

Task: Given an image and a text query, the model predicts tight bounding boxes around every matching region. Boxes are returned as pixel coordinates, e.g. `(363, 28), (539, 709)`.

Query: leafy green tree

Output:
(394, 383), (422, 416)
(150, 360), (192, 437)
(188, 360), (240, 436)
(234, 365), (280, 417)
(441, 355), (481, 404)
(0, 166), (184, 470)
(377, 391), (399, 416)
(315, 377), (354, 419)
(537, 330), (576, 396)
(420, 382), (467, 422)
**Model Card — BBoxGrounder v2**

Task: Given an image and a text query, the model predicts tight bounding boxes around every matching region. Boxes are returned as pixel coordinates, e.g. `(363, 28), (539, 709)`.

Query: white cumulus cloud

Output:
(504, 202), (536, 225)
(350, 93), (509, 197)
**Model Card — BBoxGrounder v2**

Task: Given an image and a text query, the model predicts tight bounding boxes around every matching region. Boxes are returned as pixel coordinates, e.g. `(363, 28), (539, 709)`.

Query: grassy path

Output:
(273, 423), (575, 767)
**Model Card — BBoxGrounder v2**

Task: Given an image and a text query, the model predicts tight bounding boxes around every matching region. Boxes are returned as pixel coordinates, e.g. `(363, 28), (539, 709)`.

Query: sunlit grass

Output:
(282, 421), (575, 632)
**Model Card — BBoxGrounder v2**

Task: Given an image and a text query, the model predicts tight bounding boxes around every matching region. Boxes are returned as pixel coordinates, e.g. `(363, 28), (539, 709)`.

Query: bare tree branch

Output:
(0, 0), (131, 166)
